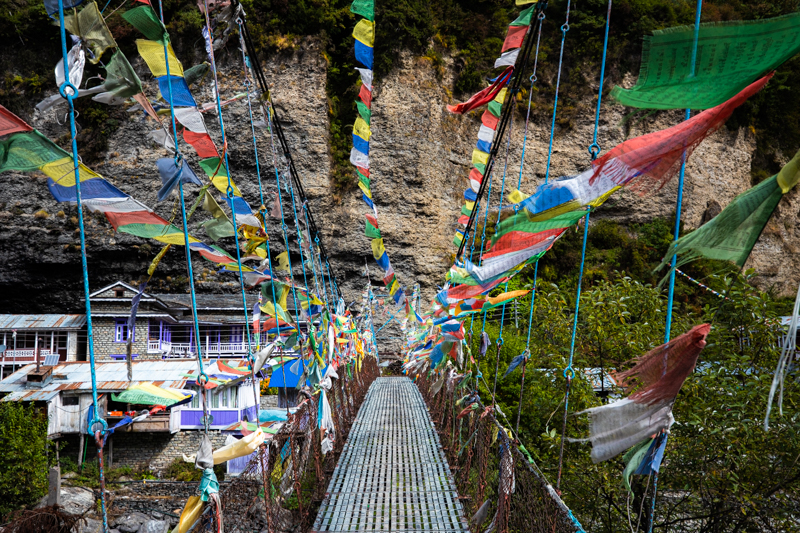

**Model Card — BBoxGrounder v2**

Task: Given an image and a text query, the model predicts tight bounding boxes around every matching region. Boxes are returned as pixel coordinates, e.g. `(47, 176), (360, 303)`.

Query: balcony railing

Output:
(0, 350), (55, 364)
(147, 341), (247, 357)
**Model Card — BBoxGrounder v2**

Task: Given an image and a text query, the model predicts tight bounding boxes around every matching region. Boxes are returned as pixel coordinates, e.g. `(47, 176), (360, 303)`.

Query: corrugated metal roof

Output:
(2, 390), (60, 402)
(0, 360), (219, 396)
(0, 315), (87, 330)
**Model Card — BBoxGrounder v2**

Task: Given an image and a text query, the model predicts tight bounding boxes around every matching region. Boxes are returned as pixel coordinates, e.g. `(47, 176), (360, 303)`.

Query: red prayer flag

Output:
(359, 84), (372, 108)
(469, 167), (483, 186)
(447, 66), (514, 114)
(457, 214), (470, 225)
(447, 278), (507, 301)
(0, 105), (32, 136)
(365, 213), (379, 228)
(591, 74), (772, 192)
(481, 109), (499, 130)
(357, 165), (370, 178)
(502, 25), (528, 52)
(184, 130), (219, 159)
(105, 210), (169, 230)
(482, 228), (566, 259)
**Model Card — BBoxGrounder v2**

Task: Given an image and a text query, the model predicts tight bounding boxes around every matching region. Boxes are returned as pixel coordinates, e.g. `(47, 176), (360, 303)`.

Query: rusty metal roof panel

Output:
(0, 360), (214, 396)
(1, 390), (60, 402)
(0, 315), (87, 330)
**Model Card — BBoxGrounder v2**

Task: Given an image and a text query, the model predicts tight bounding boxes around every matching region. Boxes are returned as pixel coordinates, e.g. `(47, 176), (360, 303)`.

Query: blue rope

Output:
(588, 0), (612, 160)
(518, 11), (545, 190)
(375, 306), (401, 335)
(544, 0), (571, 184)
(199, 1), (255, 366)
(490, 106), (516, 402)
(655, 4), (703, 532)
(665, 0), (703, 344)
(56, 1), (108, 529)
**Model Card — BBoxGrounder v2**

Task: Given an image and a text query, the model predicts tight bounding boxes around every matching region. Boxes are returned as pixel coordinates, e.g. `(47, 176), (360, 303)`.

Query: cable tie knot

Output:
(588, 143), (601, 159)
(497, 337), (504, 347)
(561, 22), (570, 32)
(538, 11), (546, 20)
(226, 186), (235, 199)
(563, 367), (575, 380)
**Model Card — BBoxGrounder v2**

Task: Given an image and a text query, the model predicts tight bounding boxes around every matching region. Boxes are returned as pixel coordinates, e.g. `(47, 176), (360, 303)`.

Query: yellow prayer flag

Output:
(488, 290), (530, 306)
(358, 180), (372, 199)
(472, 149), (490, 167)
(371, 238), (385, 261)
(40, 157), (101, 186)
(516, 0), (538, 4)
(777, 148), (800, 193)
(177, 496), (204, 533)
(136, 39), (184, 78)
(389, 279), (400, 296)
(210, 175), (241, 197)
(353, 19), (375, 47)
(353, 117), (371, 141)
(154, 232), (199, 245)
(507, 189), (530, 204)
(464, 200), (475, 210)
(494, 88), (508, 103)
(275, 251), (290, 272)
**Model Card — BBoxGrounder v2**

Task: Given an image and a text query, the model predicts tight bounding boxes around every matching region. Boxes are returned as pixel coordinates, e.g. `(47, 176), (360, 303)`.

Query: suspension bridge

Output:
(3, 0), (800, 529)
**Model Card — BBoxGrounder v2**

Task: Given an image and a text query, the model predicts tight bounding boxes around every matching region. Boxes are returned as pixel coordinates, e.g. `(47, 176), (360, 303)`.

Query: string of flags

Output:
(349, 0), (408, 311)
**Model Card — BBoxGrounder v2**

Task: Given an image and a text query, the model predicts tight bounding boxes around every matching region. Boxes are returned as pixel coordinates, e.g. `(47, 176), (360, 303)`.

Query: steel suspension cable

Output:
(56, 0), (109, 529)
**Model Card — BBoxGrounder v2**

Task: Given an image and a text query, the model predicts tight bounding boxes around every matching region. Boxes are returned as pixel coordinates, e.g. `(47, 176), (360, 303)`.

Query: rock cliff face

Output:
(1, 38), (798, 326)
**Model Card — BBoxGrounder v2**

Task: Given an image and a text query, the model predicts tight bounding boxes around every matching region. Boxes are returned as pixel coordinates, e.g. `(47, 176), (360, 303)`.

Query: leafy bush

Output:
(0, 402), (56, 518)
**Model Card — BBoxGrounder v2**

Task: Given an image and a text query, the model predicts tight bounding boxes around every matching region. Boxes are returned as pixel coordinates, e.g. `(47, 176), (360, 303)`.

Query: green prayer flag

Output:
(622, 439), (653, 496)
(488, 99), (503, 117)
(62, 1), (117, 64)
(365, 220), (381, 239)
(350, 0), (374, 21)
(185, 63), (210, 87)
(117, 222), (184, 240)
(493, 209), (587, 243)
(199, 157), (227, 178)
(122, 5), (169, 44)
(104, 50), (143, 98)
(358, 173), (370, 188)
(510, 5), (537, 27)
(198, 191), (235, 241)
(611, 12), (800, 110)
(356, 100), (372, 125)
(657, 175), (784, 278)
(461, 205), (473, 216)
(0, 131), (68, 173)
(473, 162), (486, 175)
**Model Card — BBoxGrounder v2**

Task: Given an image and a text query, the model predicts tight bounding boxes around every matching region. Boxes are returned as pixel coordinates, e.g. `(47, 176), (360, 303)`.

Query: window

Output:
(62, 396), (79, 406)
(191, 388), (200, 409)
(210, 390), (220, 409)
(114, 319), (133, 343)
(230, 386), (238, 409)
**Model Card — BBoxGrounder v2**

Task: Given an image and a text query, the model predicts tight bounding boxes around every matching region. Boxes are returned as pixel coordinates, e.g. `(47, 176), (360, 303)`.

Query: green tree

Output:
(0, 401), (56, 517)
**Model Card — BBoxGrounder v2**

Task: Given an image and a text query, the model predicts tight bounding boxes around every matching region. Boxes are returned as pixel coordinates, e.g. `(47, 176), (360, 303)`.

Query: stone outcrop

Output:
(1, 38), (797, 330)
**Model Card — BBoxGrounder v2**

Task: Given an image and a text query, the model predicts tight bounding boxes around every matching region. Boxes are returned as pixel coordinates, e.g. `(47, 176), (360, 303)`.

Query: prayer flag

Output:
(447, 67), (513, 114)
(0, 105), (32, 136)
(502, 25), (528, 52)
(354, 40), (374, 69)
(511, 5), (537, 25)
(350, 0), (374, 21)
(185, 131), (219, 158)
(494, 48), (520, 69)
(136, 39), (184, 77)
(611, 12), (800, 109)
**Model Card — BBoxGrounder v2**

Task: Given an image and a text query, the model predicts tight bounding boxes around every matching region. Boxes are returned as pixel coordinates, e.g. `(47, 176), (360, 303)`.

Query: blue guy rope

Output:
(665, 0), (703, 344)
(555, 0), (611, 492)
(544, 0), (572, 184)
(513, 9), (546, 434)
(589, 0), (612, 161)
(156, 0), (210, 433)
(653, 3), (703, 532)
(56, 0), (108, 529)
(199, 0), (254, 364)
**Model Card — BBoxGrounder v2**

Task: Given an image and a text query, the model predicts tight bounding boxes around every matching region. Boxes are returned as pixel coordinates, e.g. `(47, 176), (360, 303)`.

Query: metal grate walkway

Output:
(313, 377), (470, 533)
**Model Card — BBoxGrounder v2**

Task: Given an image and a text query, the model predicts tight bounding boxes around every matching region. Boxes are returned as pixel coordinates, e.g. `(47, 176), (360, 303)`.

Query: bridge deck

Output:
(313, 377), (470, 533)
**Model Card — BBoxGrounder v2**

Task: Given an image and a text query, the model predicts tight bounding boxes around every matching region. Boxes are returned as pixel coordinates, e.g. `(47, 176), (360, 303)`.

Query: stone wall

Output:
(91, 317), (153, 361)
(60, 429), (228, 476)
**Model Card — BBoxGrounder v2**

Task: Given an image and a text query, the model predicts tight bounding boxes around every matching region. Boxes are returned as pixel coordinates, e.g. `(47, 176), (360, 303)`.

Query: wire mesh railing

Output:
(416, 372), (583, 533)
(206, 357), (379, 532)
